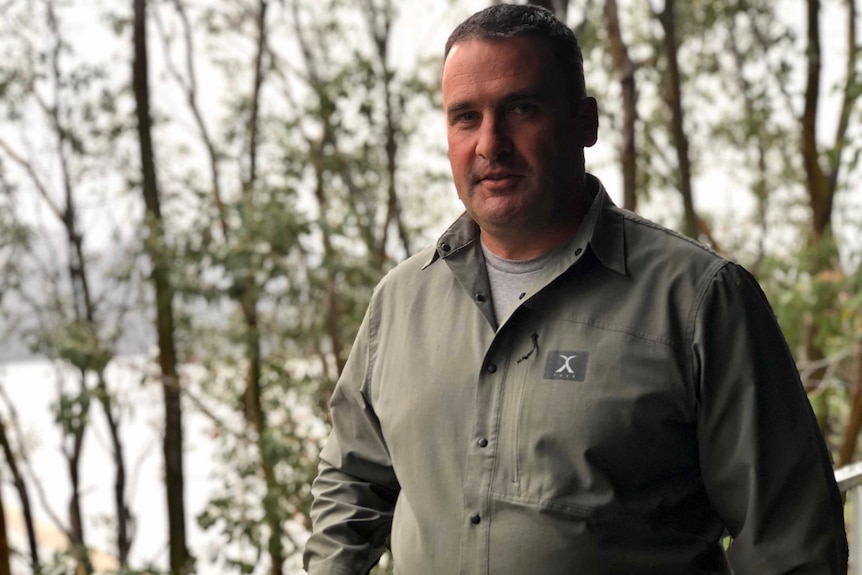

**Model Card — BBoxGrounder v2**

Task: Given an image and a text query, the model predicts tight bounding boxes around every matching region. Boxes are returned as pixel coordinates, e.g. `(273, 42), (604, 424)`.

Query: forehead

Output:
(442, 37), (556, 104)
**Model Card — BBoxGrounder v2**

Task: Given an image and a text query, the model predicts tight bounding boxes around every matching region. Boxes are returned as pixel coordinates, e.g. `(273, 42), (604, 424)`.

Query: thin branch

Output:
(0, 139), (64, 220)
(827, 0), (859, 192)
(0, 386), (70, 540)
(0, 398), (40, 573)
(155, 0), (229, 239)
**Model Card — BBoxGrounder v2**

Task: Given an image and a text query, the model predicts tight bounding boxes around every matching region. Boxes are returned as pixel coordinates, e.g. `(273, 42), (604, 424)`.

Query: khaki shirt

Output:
(304, 175), (847, 575)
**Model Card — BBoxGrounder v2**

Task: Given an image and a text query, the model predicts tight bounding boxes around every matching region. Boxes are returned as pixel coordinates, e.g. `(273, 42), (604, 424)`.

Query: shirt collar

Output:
(585, 175), (627, 276)
(423, 212), (478, 269)
(423, 173), (627, 277)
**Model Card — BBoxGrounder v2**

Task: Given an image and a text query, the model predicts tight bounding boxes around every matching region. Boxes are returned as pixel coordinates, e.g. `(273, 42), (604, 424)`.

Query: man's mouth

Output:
(475, 171), (522, 185)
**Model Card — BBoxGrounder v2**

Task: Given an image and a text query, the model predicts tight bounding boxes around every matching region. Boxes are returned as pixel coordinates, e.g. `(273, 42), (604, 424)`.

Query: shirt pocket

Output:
(494, 318), (697, 516)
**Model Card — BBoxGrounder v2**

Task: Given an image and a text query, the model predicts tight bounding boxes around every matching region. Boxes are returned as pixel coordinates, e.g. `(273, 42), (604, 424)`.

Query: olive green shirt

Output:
(304, 175), (847, 575)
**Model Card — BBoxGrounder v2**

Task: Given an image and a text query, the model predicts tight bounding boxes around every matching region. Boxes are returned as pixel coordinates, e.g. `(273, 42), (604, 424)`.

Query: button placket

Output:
(460, 334), (504, 571)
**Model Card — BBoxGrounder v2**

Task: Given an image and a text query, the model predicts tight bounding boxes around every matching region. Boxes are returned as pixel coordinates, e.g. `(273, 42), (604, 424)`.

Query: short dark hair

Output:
(444, 4), (586, 101)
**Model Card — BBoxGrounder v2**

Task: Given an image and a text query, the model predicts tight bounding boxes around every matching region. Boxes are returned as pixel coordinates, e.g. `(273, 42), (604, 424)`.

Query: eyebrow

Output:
(502, 89), (544, 104)
(446, 100), (472, 116)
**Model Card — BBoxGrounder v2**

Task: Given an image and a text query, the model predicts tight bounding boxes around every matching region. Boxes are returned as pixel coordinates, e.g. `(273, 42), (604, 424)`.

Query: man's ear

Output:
(578, 97), (599, 148)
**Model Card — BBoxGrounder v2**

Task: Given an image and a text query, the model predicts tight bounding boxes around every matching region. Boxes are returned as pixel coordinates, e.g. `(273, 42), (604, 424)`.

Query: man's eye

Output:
(454, 112), (479, 124)
(510, 103), (536, 115)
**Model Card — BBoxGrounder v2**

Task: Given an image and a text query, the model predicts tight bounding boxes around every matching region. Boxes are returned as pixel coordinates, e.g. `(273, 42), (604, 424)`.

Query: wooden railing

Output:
(836, 462), (862, 571)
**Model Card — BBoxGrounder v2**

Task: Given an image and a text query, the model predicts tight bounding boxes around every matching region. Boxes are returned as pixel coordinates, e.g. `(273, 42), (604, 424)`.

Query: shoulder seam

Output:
(621, 211), (723, 259)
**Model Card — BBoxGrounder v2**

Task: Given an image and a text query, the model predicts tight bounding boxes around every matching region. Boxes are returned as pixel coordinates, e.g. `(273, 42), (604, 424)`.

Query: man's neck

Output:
(480, 195), (591, 260)
(480, 224), (579, 260)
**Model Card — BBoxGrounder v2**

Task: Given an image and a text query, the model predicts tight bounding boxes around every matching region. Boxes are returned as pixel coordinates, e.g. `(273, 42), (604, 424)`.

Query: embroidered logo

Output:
(543, 351), (589, 381)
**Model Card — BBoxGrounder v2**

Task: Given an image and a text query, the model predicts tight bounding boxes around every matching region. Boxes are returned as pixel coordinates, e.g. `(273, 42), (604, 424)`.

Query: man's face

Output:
(442, 36), (597, 251)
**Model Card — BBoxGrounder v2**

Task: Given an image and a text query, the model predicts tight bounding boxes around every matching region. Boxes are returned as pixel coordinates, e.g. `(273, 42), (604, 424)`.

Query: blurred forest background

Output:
(0, 0), (859, 573)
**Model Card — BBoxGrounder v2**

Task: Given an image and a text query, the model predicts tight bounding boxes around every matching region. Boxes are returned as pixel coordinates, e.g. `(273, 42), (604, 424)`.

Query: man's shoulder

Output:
(600, 206), (738, 297)
(618, 208), (727, 268)
(587, 180), (729, 280)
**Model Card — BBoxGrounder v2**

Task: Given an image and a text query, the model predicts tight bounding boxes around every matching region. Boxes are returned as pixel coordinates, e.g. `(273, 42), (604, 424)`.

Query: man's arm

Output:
(693, 263), (847, 574)
(304, 304), (400, 575)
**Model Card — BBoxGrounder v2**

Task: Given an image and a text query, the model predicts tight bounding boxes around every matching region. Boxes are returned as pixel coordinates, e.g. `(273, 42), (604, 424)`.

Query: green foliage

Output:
(44, 320), (113, 373)
(53, 387), (91, 436)
(146, 0), (448, 571)
(0, 188), (31, 305)
(760, 226), (862, 453)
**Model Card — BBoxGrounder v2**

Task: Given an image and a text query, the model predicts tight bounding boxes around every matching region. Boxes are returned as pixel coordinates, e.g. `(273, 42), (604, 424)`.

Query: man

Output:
(304, 5), (848, 574)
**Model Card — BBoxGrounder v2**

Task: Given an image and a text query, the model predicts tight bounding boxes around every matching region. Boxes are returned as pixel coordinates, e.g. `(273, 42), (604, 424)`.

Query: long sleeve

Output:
(303, 302), (400, 575)
(693, 263), (847, 574)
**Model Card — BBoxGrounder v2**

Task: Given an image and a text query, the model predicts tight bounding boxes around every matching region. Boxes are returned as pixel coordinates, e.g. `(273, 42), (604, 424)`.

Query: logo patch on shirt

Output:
(543, 351), (589, 381)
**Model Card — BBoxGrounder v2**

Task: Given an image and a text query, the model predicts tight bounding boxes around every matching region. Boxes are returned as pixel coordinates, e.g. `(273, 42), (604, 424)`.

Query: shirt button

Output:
(518, 292), (526, 300)
(575, 248), (583, 256)
(486, 363), (497, 373)
(470, 513), (481, 525)
(478, 438), (488, 448)
(475, 292), (486, 303)
(441, 243), (451, 253)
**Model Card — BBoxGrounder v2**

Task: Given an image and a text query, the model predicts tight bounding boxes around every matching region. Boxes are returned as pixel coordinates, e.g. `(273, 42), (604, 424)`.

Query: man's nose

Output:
(475, 118), (512, 161)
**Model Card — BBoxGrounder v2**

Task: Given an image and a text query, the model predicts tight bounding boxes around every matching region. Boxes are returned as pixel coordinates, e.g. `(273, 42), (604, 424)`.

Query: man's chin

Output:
(471, 208), (527, 232)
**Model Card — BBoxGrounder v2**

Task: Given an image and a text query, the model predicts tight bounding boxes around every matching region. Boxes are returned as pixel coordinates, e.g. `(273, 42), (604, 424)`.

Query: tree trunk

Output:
(242, 297), (285, 575)
(94, 373), (132, 566)
(812, 0), (861, 456)
(800, 0), (835, 394)
(46, 7), (95, 571)
(0, 420), (39, 573)
(240, 3), (285, 572)
(0, 473), (10, 575)
(658, 0), (698, 240)
(66, 383), (93, 575)
(839, 343), (862, 466)
(603, 0), (638, 211)
(365, 0), (411, 264)
(132, 0), (190, 572)
(802, 0), (832, 241)
(800, 0), (829, 393)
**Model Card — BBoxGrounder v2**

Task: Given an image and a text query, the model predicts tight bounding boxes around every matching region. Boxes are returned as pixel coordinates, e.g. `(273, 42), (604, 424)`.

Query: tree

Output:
(602, 0), (638, 211)
(146, 0), (445, 571)
(133, 0), (190, 571)
(656, 0), (700, 240)
(0, 408), (39, 574)
(800, 0), (859, 404)
(798, 0), (861, 464)
(0, 472), (10, 575)
(0, 1), (139, 571)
